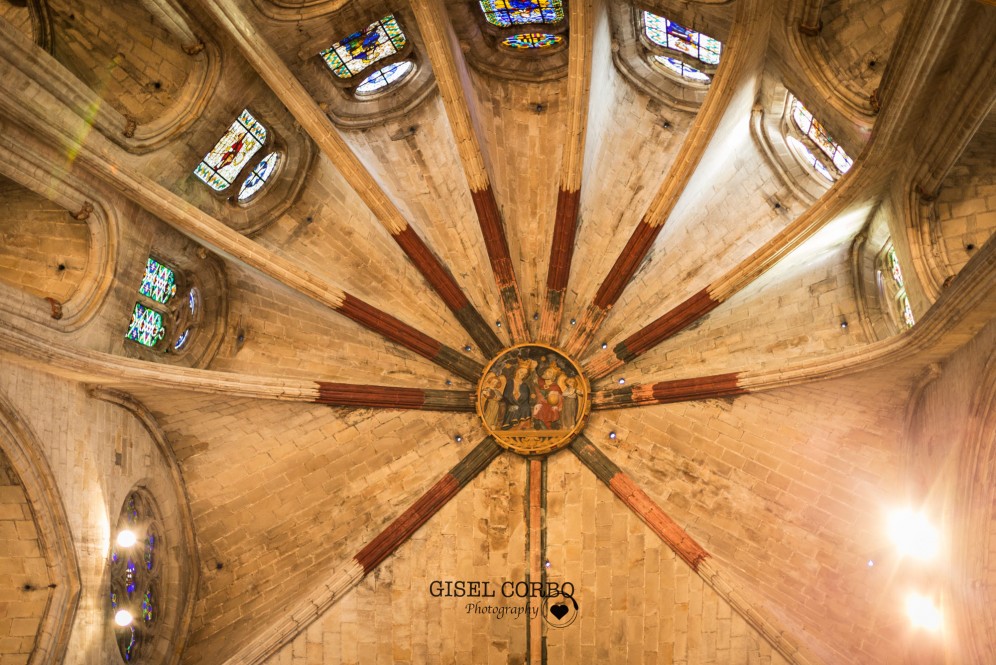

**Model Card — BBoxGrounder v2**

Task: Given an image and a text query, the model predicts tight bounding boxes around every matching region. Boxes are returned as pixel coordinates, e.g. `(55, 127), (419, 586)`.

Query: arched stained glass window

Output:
(790, 98), (853, 175)
(502, 33), (563, 49)
(238, 152), (280, 202)
(109, 491), (163, 662)
(479, 0), (564, 28)
(654, 56), (711, 83)
(320, 15), (407, 80)
(643, 12), (721, 66)
(882, 246), (915, 329)
(787, 136), (834, 182)
(138, 258), (177, 305)
(194, 109), (267, 192)
(355, 60), (415, 95)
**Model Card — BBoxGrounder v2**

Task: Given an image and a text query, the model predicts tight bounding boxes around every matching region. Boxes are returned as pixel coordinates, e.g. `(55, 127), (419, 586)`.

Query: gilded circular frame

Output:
(476, 343), (591, 456)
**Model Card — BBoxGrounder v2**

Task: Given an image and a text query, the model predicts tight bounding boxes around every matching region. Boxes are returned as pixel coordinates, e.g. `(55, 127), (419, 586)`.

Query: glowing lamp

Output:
(116, 530), (137, 548)
(888, 509), (939, 560)
(114, 610), (134, 627)
(906, 593), (942, 631)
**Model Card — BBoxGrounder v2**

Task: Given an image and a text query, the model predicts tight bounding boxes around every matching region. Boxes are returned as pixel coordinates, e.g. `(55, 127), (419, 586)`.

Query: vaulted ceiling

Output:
(0, 0), (995, 664)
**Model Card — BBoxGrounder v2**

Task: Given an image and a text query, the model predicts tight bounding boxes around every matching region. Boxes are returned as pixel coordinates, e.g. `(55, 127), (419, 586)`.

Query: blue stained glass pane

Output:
(126, 303), (166, 348)
(194, 109), (267, 191)
(189, 288), (197, 313)
(643, 12), (722, 66)
(654, 56), (711, 83)
(123, 626), (136, 661)
(139, 258), (177, 305)
(127, 495), (139, 524)
(355, 60), (415, 95)
(479, 0), (564, 28)
(320, 15), (406, 79)
(174, 329), (190, 351)
(502, 33), (563, 49)
(111, 589), (118, 609)
(145, 530), (156, 571)
(238, 152), (280, 201)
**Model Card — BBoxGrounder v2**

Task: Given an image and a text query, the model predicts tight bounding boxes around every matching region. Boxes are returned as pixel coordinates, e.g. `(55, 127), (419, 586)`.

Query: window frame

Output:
(193, 108), (284, 205)
(124, 256), (200, 354)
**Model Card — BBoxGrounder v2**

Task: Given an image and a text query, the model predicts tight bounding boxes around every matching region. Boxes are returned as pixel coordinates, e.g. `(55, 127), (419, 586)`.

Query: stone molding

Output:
(0, 390), (81, 665)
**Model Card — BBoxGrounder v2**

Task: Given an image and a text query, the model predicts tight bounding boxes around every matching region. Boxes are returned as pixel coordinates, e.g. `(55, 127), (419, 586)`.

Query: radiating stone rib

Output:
(569, 435), (820, 665)
(591, 229), (996, 407)
(538, 0), (596, 344)
(197, 0), (503, 358)
(0, 320), (477, 410)
(218, 437), (503, 665)
(410, 0), (529, 343)
(560, 0), (769, 358)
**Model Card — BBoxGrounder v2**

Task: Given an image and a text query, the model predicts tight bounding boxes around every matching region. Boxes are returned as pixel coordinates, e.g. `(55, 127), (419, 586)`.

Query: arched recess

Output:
(784, 0), (909, 127)
(908, 108), (996, 302)
(249, 0), (349, 22)
(448, 0), (569, 83)
(0, 150), (117, 333)
(0, 0), (221, 154)
(289, 2), (438, 129)
(608, 3), (723, 111)
(89, 388), (199, 665)
(0, 390), (81, 665)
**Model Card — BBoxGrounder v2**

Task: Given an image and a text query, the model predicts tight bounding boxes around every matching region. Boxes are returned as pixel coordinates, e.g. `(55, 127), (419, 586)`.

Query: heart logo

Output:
(549, 603), (569, 620)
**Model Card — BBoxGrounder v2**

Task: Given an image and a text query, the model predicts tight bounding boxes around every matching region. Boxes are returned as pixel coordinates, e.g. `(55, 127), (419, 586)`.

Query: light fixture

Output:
(888, 509), (940, 560)
(905, 593), (942, 631)
(618, 378), (625, 385)
(114, 609), (134, 627)
(116, 530), (137, 548)
(601, 342), (608, 349)
(609, 432), (617, 440)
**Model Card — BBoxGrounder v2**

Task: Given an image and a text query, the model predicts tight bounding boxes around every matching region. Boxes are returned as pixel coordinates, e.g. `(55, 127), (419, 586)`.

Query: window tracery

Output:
(319, 15), (415, 97)
(109, 490), (163, 663)
(640, 11), (721, 85)
(125, 257), (198, 352)
(878, 245), (915, 330)
(788, 96), (853, 180)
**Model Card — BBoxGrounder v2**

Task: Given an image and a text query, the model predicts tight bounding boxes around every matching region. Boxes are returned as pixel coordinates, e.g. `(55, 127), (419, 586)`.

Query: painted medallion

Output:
(477, 344), (590, 456)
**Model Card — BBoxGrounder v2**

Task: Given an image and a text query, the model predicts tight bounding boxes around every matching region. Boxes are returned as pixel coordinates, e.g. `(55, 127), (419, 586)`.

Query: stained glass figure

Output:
(655, 55), (711, 83)
(194, 109), (267, 192)
(238, 152), (280, 201)
(139, 258), (177, 305)
(110, 491), (163, 664)
(502, 33), (562, 48)
(643, 12), (721, 66)
(126, 304), (166, 348)
(355, 60), (415, 95)
(479, 0), (564, 28)
(320, 15), (406, 79)
(887, 247), (905, 288)
(790, 98), (853, 176)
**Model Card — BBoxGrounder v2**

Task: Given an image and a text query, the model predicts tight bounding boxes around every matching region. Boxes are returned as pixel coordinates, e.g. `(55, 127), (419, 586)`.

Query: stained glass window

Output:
(643, 12), (721, 66)
(787, 136), (834, 182)
(502, 33), (563, 49)
(194, 109), (267, 192)
(355, 60), (415, 95)
(138, 258), (177, 305)
(882, 246), (915, 330)
(790, 98), (853, 176)
(126, 303), (166, 348)
(320, 15), (406, 80)
(238, 152), (280, 201)
(480, 0), (564, 28)
(109, 491), (162, 663)
(654, 56), (711, 83)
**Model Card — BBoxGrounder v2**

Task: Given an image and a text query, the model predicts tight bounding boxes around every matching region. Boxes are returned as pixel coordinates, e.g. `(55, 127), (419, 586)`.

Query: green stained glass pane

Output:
(320, 15), (407, 79)
(194, 109), (267, 191)
(126, 303), (166, 348)
(502, 33), (563, 49)
(139, 258), (176, 305)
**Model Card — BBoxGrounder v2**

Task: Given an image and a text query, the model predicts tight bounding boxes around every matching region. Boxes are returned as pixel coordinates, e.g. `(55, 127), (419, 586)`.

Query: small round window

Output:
(238, 152), (281, 202)
(355, 60), (415, 96)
